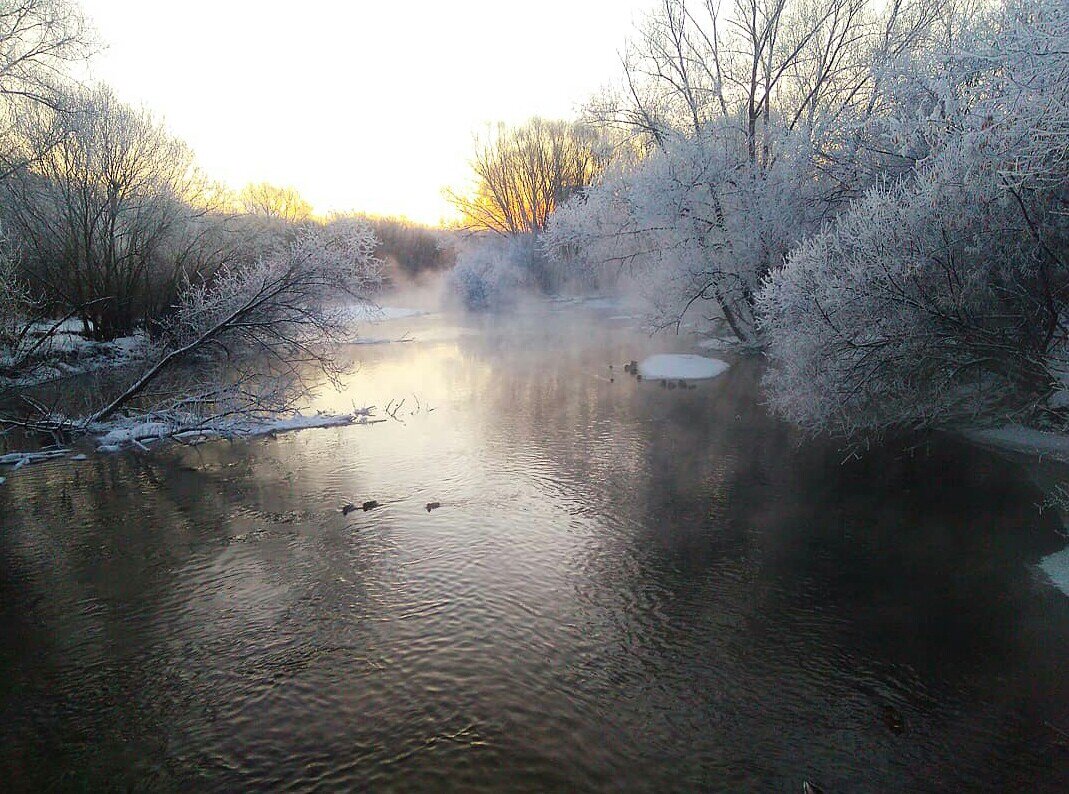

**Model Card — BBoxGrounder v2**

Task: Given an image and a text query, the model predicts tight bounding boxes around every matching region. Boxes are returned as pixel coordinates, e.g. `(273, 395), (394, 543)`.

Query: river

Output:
(1, 300), (1068, 791)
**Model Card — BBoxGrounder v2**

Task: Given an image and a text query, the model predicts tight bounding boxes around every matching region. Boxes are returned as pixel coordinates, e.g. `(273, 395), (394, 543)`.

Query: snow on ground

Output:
(696, 337), (732, 351)
(0, 449), (73, 469)
(344, 335), (414, 346)
(25, 317), (84, 336)
(0, 410), (377, 478)
(1, 330), (149, 388)
(1040, 545), (1069, 596)
(964, 425), (1069, 462)
(639, 354), (730, 381)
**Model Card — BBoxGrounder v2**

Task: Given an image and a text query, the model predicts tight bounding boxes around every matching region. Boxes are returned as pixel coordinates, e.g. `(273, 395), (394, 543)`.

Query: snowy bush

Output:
(447, 235), (535, 310)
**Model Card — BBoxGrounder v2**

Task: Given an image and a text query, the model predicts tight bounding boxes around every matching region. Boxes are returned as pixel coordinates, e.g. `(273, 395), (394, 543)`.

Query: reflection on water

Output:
(2, 304), (1068, 791)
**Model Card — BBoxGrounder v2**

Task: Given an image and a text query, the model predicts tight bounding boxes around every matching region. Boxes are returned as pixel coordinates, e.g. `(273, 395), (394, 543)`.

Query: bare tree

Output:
(239, 181), (314, 224)
(2, 83), (214, 340)
(0, 0), (94, 175)
(589, 0), (937, 161)
(87, 222), (381, 424)
(446, 118), (607, 236)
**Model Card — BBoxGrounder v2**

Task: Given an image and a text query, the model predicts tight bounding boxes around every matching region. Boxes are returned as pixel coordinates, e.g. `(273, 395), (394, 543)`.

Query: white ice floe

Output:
(638, 354), (730, 381)
(1040, 545), (1069, 596)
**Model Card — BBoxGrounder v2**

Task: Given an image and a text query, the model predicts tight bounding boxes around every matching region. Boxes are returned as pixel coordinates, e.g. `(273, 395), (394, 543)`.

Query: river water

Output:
(1, 302), (1068, 791)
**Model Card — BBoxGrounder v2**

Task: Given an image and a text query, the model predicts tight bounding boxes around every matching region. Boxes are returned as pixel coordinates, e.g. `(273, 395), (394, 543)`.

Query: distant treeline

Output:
(358, 215), (455, 283)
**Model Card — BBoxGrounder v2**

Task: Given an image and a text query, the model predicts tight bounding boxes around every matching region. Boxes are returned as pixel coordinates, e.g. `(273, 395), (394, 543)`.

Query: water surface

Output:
(2, 304), (1068, 791)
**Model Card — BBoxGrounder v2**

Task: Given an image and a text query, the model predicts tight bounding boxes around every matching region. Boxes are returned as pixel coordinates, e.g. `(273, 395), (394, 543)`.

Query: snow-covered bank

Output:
(0, 448), (72, 469)
(1, 329), (149, 388)
(0, 410), (377, 481)
(332, 304), (427, 324)
(639, 354), (730, 381)
(964, 425), (1069, 463)
(1040, 546), (1069, 597)
(93, 409), (375, 452)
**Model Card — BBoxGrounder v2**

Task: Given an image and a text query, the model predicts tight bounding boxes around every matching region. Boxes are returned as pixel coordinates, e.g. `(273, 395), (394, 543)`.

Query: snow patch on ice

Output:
(639, 354), (730, 381)
(1040, 545), (1069, 596)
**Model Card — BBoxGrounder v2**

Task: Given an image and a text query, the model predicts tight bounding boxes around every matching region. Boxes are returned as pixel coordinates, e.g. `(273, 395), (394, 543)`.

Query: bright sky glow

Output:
(78, 0), (654, 225)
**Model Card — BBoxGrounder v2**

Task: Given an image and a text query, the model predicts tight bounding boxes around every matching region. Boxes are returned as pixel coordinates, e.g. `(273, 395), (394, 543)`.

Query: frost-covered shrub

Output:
(86, 222), (383, 425)
(168, 222), (382, 351)
(447, 235), (534, 310)
(758, 0), (1069, 437)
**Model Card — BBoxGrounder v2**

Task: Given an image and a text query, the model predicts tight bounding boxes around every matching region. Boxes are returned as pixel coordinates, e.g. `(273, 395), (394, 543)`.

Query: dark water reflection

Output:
(2, 304), (1068, 791)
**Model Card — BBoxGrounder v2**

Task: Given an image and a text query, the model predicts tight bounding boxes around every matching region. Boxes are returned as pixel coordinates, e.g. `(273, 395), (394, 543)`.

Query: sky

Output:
(77, 0), (654, 225)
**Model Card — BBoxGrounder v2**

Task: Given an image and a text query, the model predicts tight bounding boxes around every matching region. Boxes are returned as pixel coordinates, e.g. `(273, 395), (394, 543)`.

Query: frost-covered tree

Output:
(2, 83), (213, 340)
(548, 126), (819, 340)
(446, 234), (535, 311)
(0, 0), (94, 175)
(548, 0), (948, 339)
(0, 0), (90, 105)
(86, 221), (383, 426)
(758, 0), (1069, 436)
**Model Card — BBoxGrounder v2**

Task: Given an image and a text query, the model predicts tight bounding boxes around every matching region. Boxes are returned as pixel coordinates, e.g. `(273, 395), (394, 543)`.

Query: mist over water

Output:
(2, 302), (1068, 791)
